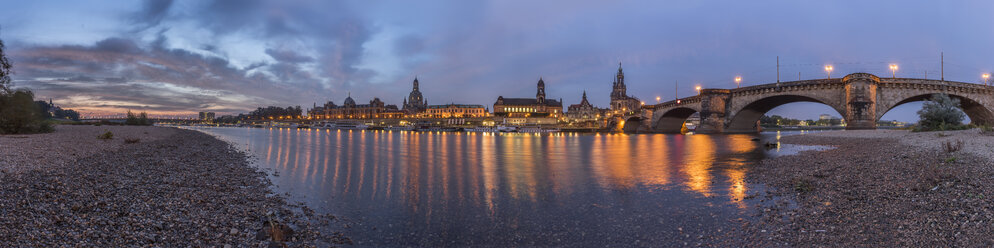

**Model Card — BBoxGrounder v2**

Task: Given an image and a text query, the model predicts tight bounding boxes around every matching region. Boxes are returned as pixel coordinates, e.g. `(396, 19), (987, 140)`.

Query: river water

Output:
(188, 127), (811, 247)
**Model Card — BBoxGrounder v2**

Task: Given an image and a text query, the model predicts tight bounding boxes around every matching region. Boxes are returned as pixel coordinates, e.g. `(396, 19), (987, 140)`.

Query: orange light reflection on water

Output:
(218, 128), (769, 224)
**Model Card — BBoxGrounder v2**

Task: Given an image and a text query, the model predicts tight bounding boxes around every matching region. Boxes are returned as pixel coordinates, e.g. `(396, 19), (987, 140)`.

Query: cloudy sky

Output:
(0, 0), (991, 121)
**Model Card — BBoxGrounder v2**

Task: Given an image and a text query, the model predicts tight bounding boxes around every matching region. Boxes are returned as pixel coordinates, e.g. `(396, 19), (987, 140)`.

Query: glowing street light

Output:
(695, 85), (702, 94)
(824, 65), (834, 79)
(984, 73), (990, 86)
(734, 76), (742, 88)
(655, 96), (661, 103)
(889, 64), (898, 78)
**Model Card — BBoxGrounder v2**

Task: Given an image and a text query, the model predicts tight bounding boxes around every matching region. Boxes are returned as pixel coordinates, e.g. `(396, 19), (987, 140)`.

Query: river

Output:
(187, 127), (812, 247)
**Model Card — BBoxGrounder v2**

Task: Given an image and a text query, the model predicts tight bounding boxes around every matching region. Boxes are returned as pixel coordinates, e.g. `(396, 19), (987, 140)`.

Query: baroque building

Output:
(309, 93), (404, 119)
(423, 104), (489, 118)
(402, 77), (428, 114)
(566, 91), (606, 122)
(610, 63), (642, 115)
(493, 78), (563, 124)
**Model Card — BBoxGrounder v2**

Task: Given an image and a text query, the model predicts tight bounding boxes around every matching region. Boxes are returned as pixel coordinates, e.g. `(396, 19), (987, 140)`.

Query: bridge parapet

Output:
(730, 79), (845, 98)
(878, 78), (993, 94)
(647, 95), (701, 110)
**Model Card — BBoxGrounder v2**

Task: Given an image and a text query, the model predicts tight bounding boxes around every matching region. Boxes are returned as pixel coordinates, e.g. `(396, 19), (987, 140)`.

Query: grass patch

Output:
(97, 131), (113, 140)
(793, 178), (815, 193)
(945, 157), (958, 163)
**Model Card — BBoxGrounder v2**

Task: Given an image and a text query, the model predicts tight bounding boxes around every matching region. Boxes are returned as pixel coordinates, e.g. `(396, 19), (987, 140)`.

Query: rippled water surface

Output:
(189, 127), (804, 246)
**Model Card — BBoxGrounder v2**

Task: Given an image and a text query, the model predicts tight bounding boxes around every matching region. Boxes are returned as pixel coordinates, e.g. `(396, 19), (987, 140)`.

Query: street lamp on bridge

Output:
(734, 76), (742, 88)
(655, 96), (661, 103)
(889, 64), (898, 78)
(984, 73), (990, 86)
(824, 65), (834, 79)
(695, 85), (702, 95)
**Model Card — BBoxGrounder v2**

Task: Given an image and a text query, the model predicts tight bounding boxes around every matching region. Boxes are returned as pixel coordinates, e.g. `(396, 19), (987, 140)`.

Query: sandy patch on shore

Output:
(0, 125), (176, 173)
(805, 129), (994, 159)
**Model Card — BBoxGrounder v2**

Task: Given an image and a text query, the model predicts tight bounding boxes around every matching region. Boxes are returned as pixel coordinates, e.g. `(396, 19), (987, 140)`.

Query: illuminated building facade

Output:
(566, 91), (607, 122)
(198, 111), (215, 123)
(493, 78), (563, 118)
(423, 104), (488, 118)
(309, 93), (404, 119)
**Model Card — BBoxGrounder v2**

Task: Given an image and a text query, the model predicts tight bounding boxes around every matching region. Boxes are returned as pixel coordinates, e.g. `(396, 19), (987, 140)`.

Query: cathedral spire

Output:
(536, 77), (546, 103)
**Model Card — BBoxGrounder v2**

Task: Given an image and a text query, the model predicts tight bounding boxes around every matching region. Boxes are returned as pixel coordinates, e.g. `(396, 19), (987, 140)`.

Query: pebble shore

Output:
(0, 126), (343, 247)
(727, 129), (994, 246)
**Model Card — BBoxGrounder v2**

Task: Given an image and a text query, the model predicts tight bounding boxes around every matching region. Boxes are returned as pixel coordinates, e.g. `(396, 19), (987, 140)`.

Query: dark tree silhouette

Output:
(0, 32), (12, 94)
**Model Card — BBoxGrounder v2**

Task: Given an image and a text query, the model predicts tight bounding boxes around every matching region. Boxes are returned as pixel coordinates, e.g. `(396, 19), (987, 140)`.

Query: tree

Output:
(917, 93), (966, 131)
(0, 34), (12, 94)
(125, 110), (152, 126)
(0, 90), (52, 134)
(0, 35), (51, 134)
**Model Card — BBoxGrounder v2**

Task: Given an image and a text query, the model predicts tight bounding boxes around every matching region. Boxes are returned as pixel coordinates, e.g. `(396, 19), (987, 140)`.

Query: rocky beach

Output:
(0, 126), (343, 247)
(730, 129), (994, 246)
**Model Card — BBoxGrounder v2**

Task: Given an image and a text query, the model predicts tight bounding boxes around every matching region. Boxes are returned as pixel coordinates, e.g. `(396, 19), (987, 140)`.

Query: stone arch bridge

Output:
(625, 73), (994, 133)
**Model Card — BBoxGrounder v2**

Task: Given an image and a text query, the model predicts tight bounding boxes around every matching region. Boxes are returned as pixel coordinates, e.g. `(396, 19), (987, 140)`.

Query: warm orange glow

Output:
(682, 135), (716, 196)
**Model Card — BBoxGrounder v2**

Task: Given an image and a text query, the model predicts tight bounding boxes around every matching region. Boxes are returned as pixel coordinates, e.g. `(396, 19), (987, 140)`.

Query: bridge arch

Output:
(653, 107), (699, 133)
(726, 95), (846, 133)
(877, 93), (994, 125)
(621, 116), (644, 132)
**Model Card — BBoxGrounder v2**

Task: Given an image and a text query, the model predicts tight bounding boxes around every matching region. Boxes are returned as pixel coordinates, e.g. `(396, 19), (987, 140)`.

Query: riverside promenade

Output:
(0, 126), (341, 247)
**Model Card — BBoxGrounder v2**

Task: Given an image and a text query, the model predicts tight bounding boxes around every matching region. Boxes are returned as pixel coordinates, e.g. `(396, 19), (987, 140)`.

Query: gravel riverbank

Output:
(729, 129), (994, 246)
(0, 126), (344, 247)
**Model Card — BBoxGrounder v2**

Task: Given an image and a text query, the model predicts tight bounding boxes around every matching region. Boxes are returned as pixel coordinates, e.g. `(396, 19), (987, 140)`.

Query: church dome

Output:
(344, 93), (356, 107)
(408, 91), (423, 103)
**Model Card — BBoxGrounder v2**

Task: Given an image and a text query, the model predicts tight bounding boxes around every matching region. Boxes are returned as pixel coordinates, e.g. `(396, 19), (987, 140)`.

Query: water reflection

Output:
(192, 127), (780, 246)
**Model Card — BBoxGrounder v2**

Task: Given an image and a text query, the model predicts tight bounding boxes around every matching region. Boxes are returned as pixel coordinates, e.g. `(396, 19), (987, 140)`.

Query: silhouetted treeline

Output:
(214, 114), (244, 124)
(125, 110), (153, 126)
(760, 115), (842, 127)
(34, 101), (81, 121)
(248, 106), (302, 119)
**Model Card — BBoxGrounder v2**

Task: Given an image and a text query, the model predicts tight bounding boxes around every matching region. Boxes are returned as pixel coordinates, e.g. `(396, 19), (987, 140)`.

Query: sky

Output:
(0, 0), (992, 121)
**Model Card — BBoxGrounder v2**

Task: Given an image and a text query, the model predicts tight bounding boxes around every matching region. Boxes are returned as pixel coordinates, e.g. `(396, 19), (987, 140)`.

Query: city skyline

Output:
(2, 1), (992, 122)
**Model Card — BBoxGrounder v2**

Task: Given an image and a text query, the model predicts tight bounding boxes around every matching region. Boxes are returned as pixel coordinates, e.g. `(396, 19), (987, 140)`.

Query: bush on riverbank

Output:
(914, 93), (968, 132)
(0, 90), (53, 134)
(124, 110), (153, 126)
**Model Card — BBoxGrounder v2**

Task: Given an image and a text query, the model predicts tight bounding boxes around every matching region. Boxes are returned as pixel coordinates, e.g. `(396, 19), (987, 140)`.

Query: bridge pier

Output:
(843, 73), (879, 130)
(695, 89), (731, 134)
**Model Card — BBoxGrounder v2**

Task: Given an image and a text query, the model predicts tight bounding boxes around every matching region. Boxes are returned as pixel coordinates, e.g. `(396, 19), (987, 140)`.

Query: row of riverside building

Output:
(305, 64), (642, 127)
